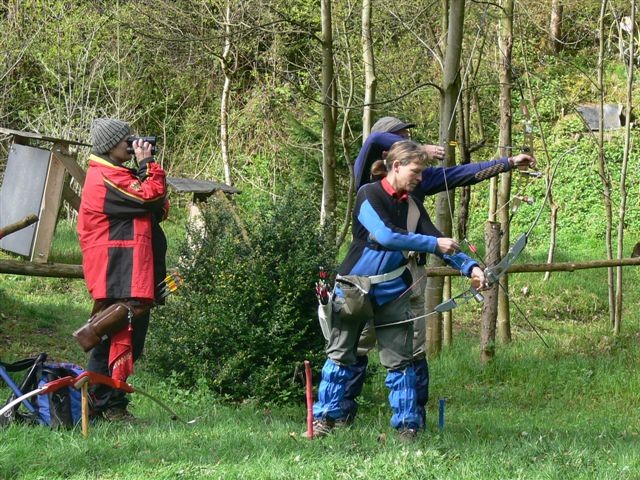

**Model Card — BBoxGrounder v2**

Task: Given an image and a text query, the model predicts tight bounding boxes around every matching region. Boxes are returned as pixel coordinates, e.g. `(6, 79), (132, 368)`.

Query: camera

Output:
(126, 135), (157, 155)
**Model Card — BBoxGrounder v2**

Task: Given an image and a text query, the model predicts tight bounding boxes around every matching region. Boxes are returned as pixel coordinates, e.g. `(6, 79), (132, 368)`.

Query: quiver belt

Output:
(72, 302), (151, 352)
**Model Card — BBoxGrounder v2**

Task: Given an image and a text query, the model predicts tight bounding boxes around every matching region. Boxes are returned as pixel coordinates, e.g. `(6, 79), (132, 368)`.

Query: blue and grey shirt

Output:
(338, 178), (478, 306)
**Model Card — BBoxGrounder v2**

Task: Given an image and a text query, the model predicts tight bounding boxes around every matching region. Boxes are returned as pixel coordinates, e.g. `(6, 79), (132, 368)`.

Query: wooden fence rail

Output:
(0, 214), (38, 240)
(1, 257), (640, 280)
(0, 259), (83, 278)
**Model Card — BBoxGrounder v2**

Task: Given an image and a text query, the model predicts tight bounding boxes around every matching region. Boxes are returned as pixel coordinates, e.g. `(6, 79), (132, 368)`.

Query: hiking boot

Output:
(102, 406), (136, 423)
(334, 417), (354, 429)
(304, 419), (335, 439)
(397, 427), (418, 443)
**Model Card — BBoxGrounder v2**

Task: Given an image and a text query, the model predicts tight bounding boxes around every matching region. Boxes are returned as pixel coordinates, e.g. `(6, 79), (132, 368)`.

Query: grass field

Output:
(2, 220), (640, 479)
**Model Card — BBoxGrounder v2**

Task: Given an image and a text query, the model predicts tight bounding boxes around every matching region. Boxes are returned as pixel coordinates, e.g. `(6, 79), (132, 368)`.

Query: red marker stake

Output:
(304, 360), (313, 439)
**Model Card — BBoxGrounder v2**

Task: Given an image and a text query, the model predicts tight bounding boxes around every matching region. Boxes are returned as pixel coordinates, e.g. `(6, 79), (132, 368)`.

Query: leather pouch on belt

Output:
(333, 275), (373, 325)
(73, 302), (149, 352)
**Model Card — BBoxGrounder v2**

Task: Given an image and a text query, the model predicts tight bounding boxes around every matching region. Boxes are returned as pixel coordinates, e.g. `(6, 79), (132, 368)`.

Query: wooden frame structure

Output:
(0, 127), (89, 262)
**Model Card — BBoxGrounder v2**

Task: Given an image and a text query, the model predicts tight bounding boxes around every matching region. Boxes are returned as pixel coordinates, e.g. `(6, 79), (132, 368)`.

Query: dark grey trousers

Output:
(326, 294), (413, 370)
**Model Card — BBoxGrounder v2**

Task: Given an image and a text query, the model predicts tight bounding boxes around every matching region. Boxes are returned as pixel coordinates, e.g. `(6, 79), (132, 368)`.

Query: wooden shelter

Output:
(576, 104), (625, 130)
(0, 127), (88, 262)
(166, 176), (239, 200)
(166, 176), (241, 240)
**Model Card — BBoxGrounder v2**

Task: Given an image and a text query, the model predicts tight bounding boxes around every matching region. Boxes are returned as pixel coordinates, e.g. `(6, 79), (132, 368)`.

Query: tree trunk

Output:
(0, 259), (84, 278)
(543, 197), (559, 282)
(496, 0), (514, 344)
(220, 1), (232, 186)
(456, 88), (471, 241)
(615, 0), (635, 334)
(361, 0), (376, 140)
(597, 0), (615, 327)
(6, 256), (640, 281)
(549, 0), (563, 53)
(320, 0), (338, 239)
(458, 89), (485, 239)
(427, 0), (465, 357)
(0, 214), (38, 240)
(480, 222), (501, 363)
(336, 14), (356, 250)
(448, 88), (472, 346)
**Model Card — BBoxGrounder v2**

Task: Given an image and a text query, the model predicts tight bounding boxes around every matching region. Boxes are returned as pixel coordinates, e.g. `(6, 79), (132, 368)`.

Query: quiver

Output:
(72, 302), (150, 352)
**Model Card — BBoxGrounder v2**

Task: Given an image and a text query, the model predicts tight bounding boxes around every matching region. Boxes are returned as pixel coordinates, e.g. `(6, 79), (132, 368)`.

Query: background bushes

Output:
(147, 189), (335, 403)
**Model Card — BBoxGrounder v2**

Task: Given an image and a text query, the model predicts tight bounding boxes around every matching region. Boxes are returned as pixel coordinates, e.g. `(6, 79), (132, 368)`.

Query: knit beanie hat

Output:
(91, 118), (131, 154)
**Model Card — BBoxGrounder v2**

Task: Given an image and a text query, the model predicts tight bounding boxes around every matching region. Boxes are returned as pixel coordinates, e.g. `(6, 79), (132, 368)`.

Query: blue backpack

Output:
(1, 355), (84, 429)
(36, 362), (84, 428)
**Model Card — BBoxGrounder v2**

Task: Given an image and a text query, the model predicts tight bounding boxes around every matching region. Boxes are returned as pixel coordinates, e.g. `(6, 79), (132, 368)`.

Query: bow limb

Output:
(476, 147), (578, 347)
(434, 286), (484, 313)
(375, 283), (484, 328)
(481, 235), (549, 348)
(373, 309), (440, 329)
(79, 372), (196, 425)
(375, 258), (485, 325)
(0, 375), (78, 419)
(483, 233), (528, 286)
(500, 146), (577, 348)
(0, 371), (196, 425)
(0, 387), (46, 419)
(132, 387), (195, 424)
(461, 232), (550, 347)
(481, 239), (549, 348)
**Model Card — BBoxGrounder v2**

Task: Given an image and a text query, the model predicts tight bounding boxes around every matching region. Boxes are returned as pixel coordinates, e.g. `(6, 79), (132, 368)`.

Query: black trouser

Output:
(87, 306), (150, 413)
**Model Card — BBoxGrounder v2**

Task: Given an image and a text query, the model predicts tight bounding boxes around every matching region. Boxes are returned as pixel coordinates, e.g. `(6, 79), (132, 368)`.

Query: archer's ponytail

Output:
(370, 160), (387, 182)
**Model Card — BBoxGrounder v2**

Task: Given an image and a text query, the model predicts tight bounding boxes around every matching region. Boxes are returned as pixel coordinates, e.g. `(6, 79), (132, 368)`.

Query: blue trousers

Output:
(341, 355), (429, 428)
(314, 358), (420, 430)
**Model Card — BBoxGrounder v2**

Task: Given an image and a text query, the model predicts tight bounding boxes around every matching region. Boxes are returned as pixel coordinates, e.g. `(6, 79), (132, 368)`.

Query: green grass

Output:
(2, 221), (640, 479)
(2, 329), (640, 479)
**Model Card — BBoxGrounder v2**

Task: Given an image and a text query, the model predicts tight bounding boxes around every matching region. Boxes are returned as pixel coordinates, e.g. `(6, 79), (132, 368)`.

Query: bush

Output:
(147, 189), (335, 404)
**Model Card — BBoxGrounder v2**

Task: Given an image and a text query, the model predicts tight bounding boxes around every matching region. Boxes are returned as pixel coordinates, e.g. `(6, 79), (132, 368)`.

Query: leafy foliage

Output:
(147, 189), (335, 403)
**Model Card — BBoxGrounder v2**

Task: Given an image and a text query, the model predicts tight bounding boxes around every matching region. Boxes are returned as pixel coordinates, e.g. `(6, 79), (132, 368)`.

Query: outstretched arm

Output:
(415, 153), (536, 197)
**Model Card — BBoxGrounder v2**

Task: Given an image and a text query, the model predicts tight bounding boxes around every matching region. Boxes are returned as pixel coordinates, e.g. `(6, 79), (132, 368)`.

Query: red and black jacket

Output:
(78, 154), (168, 301)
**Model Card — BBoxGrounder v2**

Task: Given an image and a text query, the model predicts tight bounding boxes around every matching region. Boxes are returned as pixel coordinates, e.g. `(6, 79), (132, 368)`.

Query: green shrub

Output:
(147, 189), (335, 404)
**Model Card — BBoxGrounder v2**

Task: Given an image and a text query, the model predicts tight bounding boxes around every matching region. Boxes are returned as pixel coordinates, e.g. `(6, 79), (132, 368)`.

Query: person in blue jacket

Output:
(341, 116), (536, 429)
(309, 140), (486, 441)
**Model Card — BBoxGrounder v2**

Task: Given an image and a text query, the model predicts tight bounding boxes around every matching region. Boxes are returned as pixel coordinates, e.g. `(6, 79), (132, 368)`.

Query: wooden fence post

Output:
(480, 221), (501, 363)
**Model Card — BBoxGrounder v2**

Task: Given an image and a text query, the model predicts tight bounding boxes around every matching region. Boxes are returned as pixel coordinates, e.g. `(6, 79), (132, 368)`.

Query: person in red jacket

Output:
(78, 118), (168, 422)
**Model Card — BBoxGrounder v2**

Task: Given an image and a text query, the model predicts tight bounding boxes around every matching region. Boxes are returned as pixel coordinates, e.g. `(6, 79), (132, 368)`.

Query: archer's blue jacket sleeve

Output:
(357, 199), (438, 254)
(414, 158), (511, 201)
(441, 251), (478, 277)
